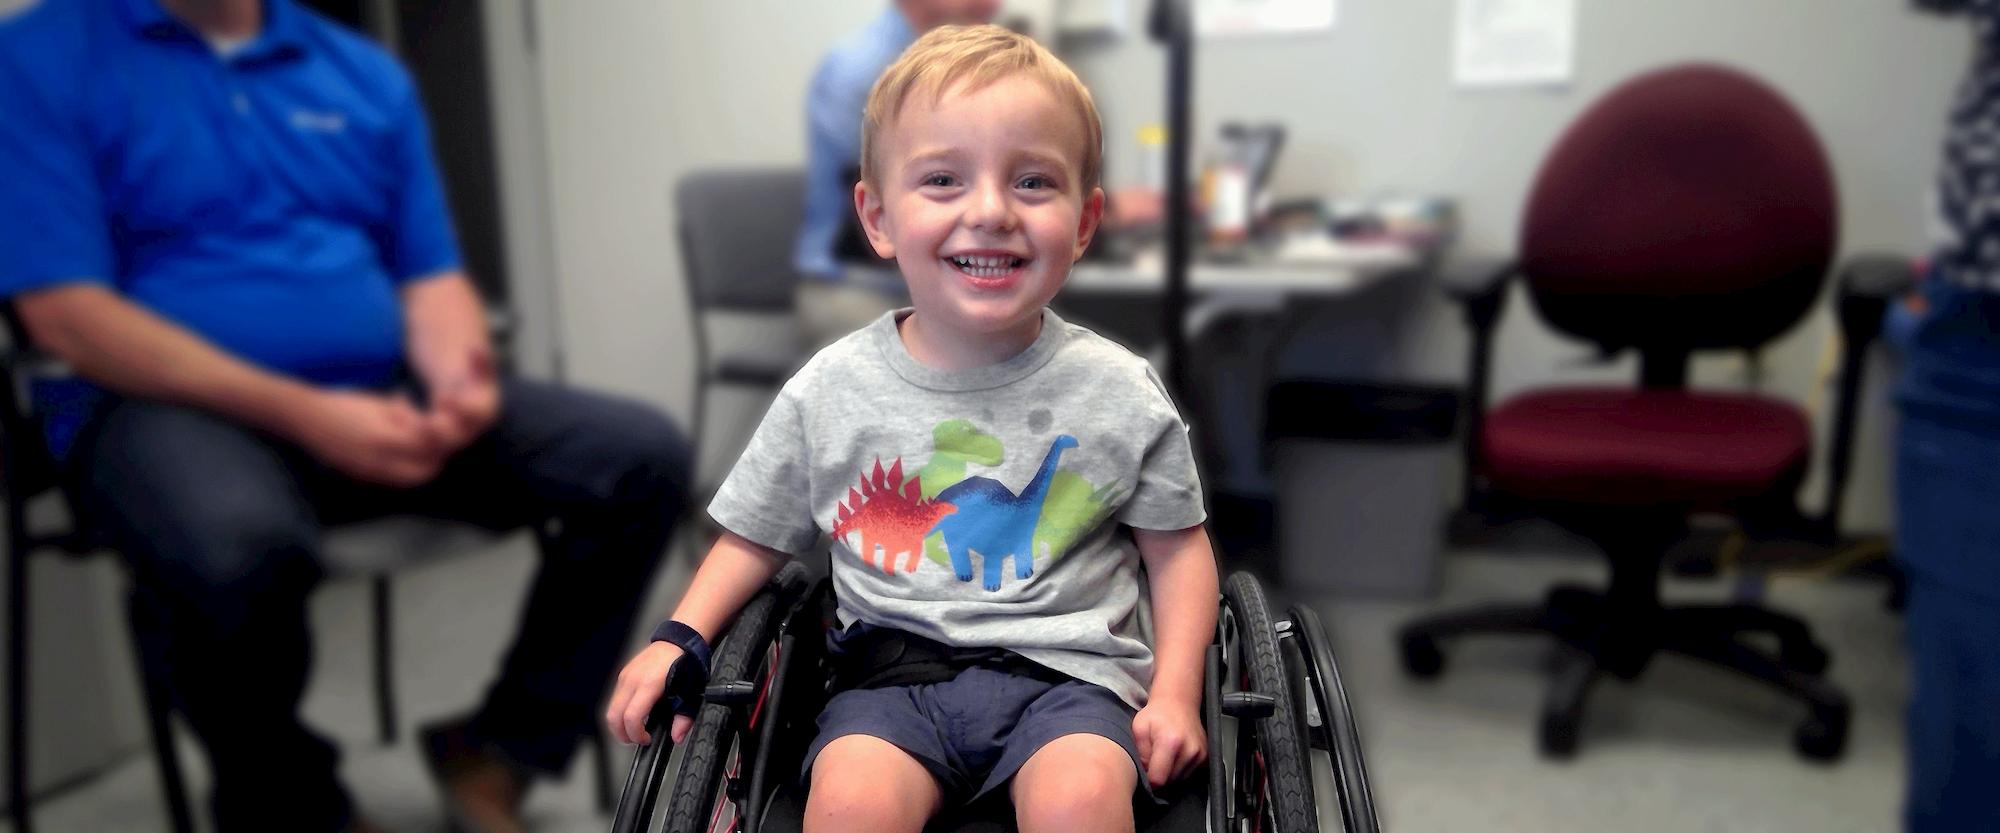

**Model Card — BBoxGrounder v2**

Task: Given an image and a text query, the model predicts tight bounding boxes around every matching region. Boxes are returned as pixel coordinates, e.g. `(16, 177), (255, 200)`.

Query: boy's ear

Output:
(1073, 187), (1106, 260)
(854, 180), (897, 260)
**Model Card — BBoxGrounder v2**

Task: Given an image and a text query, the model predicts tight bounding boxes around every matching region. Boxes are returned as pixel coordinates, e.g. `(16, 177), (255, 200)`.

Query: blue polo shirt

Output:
(0, 0), (461, 451)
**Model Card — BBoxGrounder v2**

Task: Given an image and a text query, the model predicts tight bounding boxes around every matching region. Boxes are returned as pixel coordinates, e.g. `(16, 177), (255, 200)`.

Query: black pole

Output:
(1151, 0), (1194, 396)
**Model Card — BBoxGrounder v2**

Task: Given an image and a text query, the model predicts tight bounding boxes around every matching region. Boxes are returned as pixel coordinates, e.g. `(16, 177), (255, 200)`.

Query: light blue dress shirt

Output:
(793, 7), (916, 282)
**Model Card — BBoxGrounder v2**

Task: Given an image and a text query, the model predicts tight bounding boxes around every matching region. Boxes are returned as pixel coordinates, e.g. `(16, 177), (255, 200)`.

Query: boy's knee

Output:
(806, 736), (939, 833)
(1013, 736), (1136, 833)
(1018, 770), (1129, 828)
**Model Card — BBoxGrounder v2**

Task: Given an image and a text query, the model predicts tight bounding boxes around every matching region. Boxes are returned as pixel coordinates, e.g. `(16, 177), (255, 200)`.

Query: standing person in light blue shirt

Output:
(794, 0), (1000, 347)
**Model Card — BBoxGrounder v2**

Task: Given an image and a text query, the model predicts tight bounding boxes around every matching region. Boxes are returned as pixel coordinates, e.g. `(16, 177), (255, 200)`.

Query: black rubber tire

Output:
(661, 562), (810, 833)
(1398, 632), (1445, 679)
(1286, 605), (1380, 833)
(1223, 572), (1319, 833)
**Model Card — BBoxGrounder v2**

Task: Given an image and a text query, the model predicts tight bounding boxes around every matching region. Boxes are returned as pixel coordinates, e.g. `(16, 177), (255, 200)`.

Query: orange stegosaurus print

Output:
(831, 458), (956, 574)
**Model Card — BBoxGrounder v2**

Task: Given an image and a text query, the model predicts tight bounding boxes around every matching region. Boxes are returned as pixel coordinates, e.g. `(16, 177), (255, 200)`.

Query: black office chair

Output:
(1, 312), (617, 833)
(674, 169), (814, 495)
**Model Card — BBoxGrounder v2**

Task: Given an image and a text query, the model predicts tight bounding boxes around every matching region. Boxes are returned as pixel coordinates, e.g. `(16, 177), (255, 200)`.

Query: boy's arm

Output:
(608, 531), (789, 746)
(1133, 524), (1221, 787)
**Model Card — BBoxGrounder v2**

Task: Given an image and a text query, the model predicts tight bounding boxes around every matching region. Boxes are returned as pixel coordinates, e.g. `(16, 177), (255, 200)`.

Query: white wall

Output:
(533, 0), (1973, 532)
(533, 0), (883, 429)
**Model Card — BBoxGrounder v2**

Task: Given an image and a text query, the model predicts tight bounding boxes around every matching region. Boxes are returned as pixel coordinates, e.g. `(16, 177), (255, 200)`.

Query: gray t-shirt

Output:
(709, 308), (1206, 708)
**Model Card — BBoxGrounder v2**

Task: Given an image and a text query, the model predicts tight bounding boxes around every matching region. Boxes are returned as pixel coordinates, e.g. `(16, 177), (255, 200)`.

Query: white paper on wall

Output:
(1453, 0), (1576, 88)
(1195, 0), (1336, 38)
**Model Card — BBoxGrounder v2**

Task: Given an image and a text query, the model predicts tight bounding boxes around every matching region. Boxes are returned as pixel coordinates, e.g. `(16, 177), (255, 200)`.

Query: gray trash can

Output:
(1268, 382), (1460, 599)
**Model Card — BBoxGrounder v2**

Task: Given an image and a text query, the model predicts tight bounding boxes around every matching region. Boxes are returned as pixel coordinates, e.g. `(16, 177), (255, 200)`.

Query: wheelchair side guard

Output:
(1205, 643), (1227, 833)
(740, 583), (829, 833)
(610, 562), (813, 833)
(1281, 605), (1380, 833)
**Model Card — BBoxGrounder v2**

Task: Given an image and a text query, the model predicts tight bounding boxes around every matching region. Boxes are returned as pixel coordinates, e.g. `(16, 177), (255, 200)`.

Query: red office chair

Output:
(1397, 64), (1852, 760)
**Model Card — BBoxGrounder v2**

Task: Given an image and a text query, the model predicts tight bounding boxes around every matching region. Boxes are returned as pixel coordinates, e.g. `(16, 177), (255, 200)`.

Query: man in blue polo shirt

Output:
(0, 2), (689, 832)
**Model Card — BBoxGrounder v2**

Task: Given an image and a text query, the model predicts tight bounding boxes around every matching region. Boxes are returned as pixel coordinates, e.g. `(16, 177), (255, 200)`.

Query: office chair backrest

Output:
(676, 168), (808, 312)
(1519, 64), (1836, 357)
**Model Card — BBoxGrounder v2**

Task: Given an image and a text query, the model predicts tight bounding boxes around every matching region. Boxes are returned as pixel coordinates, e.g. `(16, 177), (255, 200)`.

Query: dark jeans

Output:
(66, 378), (689, 833)
(1895, 412), (2000, 833)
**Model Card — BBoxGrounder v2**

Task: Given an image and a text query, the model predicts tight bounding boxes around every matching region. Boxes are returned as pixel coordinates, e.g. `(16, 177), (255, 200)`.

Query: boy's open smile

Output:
(944, 249), (1029, 285)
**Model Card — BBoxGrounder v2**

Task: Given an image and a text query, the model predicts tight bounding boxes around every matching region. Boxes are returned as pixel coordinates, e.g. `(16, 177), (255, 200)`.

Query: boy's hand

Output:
(606, 642), (696, 746)
(1132, 695), (1206, 788)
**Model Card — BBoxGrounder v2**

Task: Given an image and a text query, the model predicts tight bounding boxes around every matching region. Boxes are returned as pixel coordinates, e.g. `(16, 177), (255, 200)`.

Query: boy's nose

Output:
(965, 180), (1019, 233)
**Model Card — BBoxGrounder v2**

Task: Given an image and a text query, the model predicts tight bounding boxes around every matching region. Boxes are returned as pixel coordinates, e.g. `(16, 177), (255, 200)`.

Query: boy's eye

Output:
(1018, 175), (1052, 190)
(923, 173), (958, 188)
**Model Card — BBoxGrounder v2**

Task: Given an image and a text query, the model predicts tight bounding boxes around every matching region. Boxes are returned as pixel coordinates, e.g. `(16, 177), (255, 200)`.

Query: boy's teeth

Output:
(951, 255), (1021, 272)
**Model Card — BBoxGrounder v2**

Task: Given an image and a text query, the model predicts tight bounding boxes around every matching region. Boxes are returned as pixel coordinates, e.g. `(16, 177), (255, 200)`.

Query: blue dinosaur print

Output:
(929, 434), (1077, 590)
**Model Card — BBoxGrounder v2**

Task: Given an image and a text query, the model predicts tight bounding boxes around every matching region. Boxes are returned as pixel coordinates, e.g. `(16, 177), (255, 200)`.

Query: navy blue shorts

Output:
(803, 666), (1152, 802)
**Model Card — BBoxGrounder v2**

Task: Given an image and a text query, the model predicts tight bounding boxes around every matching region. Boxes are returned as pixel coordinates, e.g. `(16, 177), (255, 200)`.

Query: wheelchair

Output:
(611, 561), (1379, 833)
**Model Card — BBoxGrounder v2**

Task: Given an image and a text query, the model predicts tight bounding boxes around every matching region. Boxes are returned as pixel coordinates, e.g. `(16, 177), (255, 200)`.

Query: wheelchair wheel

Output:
(610, 561), (810, 833)
(1282, 605), (1380, 833)
(660, 564), (815, 833)
(1220, 572), (1318, 833)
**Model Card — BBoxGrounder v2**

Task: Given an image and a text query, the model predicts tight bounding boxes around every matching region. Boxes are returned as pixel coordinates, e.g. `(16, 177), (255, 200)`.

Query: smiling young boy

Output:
(608, 25), (1219, 833)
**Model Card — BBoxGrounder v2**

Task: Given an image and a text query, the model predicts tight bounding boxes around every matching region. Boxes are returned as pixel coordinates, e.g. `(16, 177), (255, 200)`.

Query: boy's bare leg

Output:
(805, 735), (943, 833)
(1011, 734), (1138, 833)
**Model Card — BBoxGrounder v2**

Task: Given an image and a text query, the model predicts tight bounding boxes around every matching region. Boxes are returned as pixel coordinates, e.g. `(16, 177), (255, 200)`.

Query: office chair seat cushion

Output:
(319, 517), (505, 576)
(1482, 387), (1809, 507)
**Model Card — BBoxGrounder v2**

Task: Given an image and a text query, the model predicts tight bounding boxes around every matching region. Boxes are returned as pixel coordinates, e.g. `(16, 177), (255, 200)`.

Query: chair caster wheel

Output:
(1400, 633), (1444, 679)
(1794, 708), (1849, 762)
(1538, 713), (1579, 759)
(1782, 642), (1830, 676)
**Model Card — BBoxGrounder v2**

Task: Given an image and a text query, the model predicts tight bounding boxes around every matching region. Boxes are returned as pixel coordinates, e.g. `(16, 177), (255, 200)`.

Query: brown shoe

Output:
(421, 720), (530, 833)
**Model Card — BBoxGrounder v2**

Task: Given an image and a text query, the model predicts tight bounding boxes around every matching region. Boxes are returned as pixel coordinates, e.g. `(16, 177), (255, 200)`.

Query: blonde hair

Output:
(860, 24), (1103, 193)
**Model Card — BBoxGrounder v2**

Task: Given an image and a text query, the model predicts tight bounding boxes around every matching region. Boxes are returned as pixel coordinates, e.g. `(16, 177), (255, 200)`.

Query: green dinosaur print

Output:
(914, 419), (1004, 500)
(1031, 471), (1124, 562)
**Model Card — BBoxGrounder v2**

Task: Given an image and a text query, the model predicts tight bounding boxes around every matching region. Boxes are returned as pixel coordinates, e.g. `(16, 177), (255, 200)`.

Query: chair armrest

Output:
(1833, 254), (1918, 352)
(1439, 258), (1516, 307)
(0, 345), (75, 384)
(1836, 254), (1919, 302)
(1821, 252), (1916, 535)
(1440, 258), (1515, 512)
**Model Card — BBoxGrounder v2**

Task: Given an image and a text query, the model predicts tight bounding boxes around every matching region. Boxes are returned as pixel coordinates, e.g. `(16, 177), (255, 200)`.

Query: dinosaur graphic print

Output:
(830, 458), (954, 574)
(829, 421), (1122, 590)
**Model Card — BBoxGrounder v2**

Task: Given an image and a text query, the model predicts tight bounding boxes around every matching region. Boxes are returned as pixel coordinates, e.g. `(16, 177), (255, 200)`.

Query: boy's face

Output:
(855, 76), (1104, 340)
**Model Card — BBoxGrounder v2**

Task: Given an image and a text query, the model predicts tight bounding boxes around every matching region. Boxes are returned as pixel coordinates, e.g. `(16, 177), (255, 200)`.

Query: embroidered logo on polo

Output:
(830, 420), (1123, 591)
(289, 109), (348, 134)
